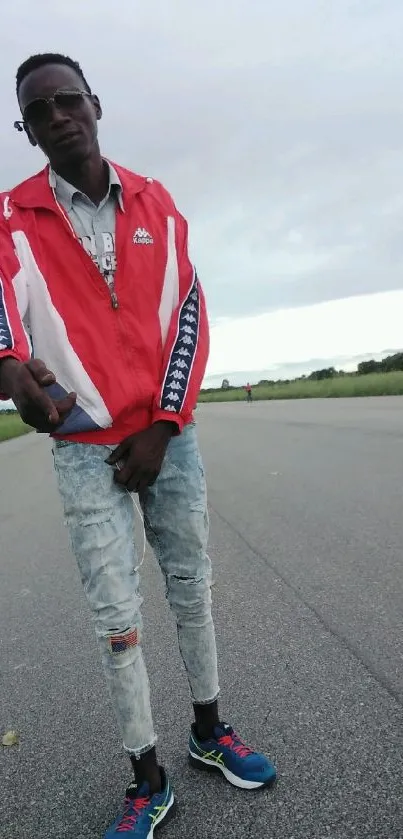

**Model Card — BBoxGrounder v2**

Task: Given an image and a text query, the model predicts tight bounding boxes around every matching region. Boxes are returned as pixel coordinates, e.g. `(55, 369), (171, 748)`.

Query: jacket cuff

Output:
(152, 409), (184, 434)
(0, 351), (21, 400)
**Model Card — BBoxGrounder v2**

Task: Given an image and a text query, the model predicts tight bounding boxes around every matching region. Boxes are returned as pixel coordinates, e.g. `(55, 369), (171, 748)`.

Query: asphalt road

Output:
(1, 397), (403, 839)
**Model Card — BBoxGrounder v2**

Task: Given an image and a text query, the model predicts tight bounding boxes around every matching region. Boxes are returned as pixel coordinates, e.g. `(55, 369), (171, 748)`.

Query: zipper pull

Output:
(104, 273), (119, 309)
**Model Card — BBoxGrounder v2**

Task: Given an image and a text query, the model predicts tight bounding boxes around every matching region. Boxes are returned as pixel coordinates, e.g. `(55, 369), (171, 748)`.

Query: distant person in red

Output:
(245, 383), (253, 403)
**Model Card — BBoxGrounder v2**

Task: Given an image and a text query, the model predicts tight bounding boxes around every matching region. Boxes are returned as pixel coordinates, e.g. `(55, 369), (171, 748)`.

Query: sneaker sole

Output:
(147, 792), (176, 837)
(189, 752), (276, 790)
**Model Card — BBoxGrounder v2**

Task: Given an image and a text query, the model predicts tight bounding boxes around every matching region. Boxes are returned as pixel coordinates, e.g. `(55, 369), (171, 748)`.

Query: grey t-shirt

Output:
(49, 161), (123, 298)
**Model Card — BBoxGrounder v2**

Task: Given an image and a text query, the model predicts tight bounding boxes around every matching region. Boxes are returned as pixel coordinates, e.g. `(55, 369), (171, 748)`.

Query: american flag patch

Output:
(110, 628), (138, 654)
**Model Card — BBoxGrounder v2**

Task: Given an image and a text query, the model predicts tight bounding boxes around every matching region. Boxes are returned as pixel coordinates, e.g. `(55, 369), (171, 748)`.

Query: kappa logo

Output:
(133, 226), (154, 245)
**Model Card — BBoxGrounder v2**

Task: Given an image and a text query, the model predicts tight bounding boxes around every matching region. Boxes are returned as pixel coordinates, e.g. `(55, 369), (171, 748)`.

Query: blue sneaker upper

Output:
(190, 722), (277, 786)
(104, 770), (173, 838)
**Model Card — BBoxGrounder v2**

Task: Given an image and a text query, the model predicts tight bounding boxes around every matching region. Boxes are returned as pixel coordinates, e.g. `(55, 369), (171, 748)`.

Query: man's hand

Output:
(105, 422), (177, 494)
(0, 358), (76, 432)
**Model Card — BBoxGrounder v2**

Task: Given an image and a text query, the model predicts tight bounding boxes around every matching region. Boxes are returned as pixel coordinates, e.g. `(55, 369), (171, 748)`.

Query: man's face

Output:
(18, 63), (101, 169)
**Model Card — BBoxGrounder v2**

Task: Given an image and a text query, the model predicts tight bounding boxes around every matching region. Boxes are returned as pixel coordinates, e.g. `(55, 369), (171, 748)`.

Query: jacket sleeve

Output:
(0, 219), (31, 398)
(152, 209), (209, 433)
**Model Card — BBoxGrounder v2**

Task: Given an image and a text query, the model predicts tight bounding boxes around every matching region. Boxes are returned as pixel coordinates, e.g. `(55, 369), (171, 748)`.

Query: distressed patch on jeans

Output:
(109, 628), (138, 655)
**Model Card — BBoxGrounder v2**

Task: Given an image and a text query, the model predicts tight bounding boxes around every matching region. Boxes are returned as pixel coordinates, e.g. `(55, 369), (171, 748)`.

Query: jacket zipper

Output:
(51, 188), (119, 310)
(50, 188), (136, 398)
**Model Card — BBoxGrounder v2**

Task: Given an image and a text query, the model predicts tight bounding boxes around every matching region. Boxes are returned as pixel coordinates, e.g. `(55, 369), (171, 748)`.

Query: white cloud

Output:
(207, 290), (403, 380)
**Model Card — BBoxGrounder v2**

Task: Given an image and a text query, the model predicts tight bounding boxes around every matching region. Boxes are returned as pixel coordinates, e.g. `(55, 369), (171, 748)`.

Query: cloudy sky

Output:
(1, 0), (402, 386)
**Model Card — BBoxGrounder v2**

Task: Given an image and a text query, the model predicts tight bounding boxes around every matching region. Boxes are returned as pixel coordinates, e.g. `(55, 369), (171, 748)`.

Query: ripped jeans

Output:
(52, 423), (219, 756)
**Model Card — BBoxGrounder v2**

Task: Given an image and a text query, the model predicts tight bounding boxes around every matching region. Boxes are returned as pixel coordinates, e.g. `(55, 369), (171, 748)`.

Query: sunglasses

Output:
(14, 89), (93, 132)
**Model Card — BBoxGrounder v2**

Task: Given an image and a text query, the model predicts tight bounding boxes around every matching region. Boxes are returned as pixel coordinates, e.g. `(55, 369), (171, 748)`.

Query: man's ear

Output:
(24, 124), (37, 147)
(92, 94), (102, 121)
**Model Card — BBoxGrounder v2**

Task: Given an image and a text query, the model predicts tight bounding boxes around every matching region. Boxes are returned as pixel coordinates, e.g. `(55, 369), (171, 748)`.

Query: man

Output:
(0, 54), (276, 837)
(246, 382), (253, 402)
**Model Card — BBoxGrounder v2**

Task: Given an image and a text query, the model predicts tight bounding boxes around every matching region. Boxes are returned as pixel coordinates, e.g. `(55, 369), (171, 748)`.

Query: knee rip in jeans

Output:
(170, 574), (204, 584)
(168, 574), (210, 594)
(167, 574), (212, 620)
(107, 626), (139, 656)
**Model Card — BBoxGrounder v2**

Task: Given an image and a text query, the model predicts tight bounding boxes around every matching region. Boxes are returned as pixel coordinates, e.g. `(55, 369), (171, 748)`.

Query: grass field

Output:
(199, 371), (403, 403)
(0, 413), (32, 443)
(1, 373), (403, 437)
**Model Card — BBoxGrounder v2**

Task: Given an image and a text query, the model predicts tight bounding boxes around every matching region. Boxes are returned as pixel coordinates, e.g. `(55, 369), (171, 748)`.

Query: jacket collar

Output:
(7, 161), (147, 211)
(49, 160), (125, 212)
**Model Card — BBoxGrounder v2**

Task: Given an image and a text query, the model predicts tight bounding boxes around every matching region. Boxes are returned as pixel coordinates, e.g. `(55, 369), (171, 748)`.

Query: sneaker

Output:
(104, 768), (175, 837)
(189, 722), (277, 790)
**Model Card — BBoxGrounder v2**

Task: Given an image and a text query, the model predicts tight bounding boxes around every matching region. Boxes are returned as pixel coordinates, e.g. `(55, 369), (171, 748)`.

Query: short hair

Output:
(16, 53), (91, 97)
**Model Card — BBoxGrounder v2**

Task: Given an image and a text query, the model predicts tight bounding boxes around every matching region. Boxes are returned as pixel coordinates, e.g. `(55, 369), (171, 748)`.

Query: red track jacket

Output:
(0, 163), (209, 443)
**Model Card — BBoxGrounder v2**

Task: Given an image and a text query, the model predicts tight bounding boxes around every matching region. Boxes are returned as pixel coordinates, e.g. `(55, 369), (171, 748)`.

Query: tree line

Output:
(357, 352), (403, 376)
(200, 351), (403, 393)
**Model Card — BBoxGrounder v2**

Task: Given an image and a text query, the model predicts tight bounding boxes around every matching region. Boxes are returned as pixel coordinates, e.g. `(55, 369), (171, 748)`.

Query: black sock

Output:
(130, 747), (161, 795)
(193, 700), (220, 741)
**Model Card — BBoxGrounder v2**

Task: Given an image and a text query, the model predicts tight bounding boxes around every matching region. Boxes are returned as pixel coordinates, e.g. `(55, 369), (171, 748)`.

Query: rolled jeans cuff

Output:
(123, 735), (158, 758)
(192, 689), (220, 706)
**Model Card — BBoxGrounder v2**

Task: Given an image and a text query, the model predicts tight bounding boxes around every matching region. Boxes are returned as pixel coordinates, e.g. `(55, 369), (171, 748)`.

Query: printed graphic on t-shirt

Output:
(79, 232), (117, 289)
